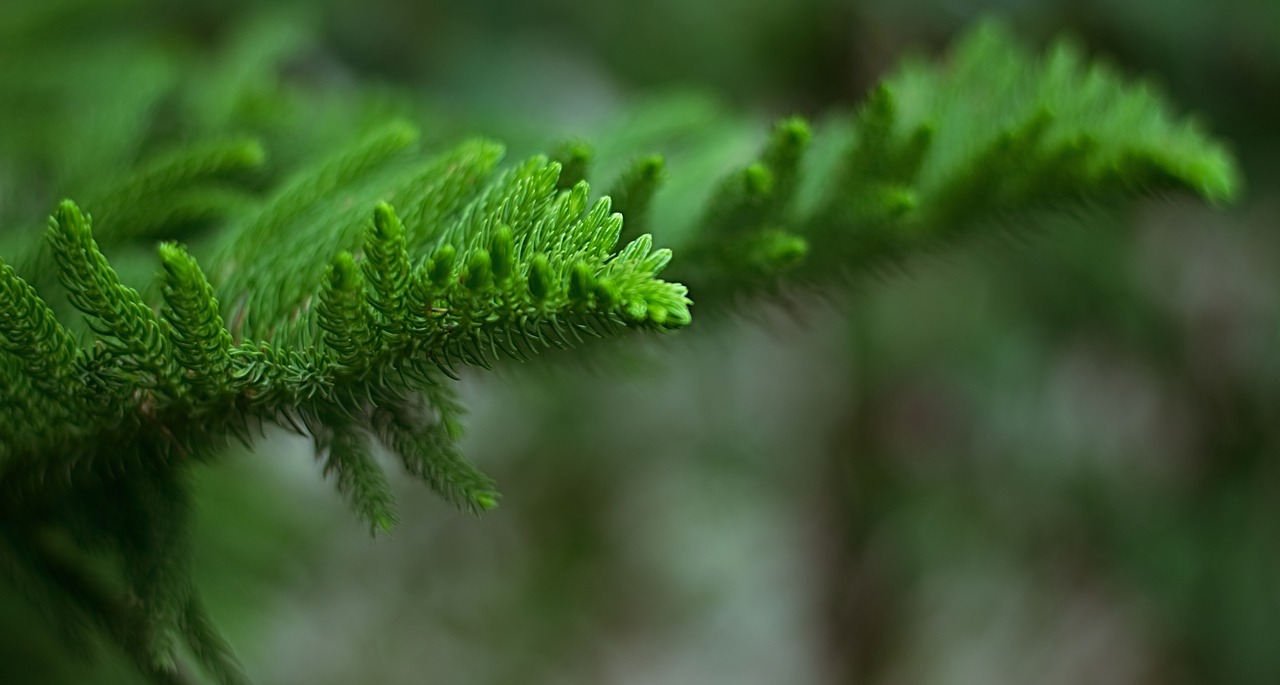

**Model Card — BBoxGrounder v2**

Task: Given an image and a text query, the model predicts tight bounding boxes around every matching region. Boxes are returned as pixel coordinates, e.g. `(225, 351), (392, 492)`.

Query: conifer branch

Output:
(88, 138), (266, 244)
(48, 201), (178, 400)
(0, 16), (1243, 685)
(0, 257), (81, 424)
(625, 22), (1241, 301)
(373, 397), (499, 514)
(317, 421), (398, 534)
(609, 154), (665, 244)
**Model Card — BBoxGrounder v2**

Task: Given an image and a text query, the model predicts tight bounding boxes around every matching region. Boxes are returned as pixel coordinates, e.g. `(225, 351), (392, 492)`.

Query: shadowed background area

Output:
(1, 1), (1277, 683)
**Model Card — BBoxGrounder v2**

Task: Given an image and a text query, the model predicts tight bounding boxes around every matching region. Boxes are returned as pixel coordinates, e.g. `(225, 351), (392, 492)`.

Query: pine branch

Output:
(0, 256), (82, 431)
(316, 420), (398, 534)
(0, 15), (1243, 685)
(595, 22), (1240, 302)
(373, 396), (499, 514)
(609, 154), (665, 244)
(0, 144), (692, 681)
(44, 201), (184, 428)
(87, 139), (266, 244)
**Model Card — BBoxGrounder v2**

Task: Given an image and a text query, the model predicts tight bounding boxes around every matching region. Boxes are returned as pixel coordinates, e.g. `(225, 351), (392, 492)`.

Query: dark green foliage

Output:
(178, 598), (250, 685)
(681, 117), (814, 285)
(0, 257), (80, 433)
(373, 395), (500, 514)
(608, 154), (665, 244)
(0, 11), (1241, 685)
(550, 139), (594, 191)
(318, 422), (397, 534)
(638, 22), (1239, 302)
(87, 139), (266, 245)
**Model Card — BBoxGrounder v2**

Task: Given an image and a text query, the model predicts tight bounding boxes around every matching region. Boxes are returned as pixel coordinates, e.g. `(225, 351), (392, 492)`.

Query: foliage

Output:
(0, 3), (1238, 683)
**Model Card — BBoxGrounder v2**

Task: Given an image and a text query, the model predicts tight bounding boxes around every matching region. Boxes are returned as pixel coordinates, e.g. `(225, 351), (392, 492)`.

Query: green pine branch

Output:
(589, 21), (1240, 302)
(0, 17), (1242, 685)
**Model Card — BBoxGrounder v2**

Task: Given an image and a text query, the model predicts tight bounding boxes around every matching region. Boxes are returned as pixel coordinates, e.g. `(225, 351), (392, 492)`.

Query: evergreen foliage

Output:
(0, 7), (1239, 684)
(650, 23), (1239, 298)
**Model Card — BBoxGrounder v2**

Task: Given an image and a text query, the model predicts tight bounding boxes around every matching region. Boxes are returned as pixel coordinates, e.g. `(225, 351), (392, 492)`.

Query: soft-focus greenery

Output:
(1, 1), (1274, 684)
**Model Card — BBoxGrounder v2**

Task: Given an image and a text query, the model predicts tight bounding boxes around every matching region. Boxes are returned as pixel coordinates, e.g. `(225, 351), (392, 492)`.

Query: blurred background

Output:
(1, 0), (1278, 683)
